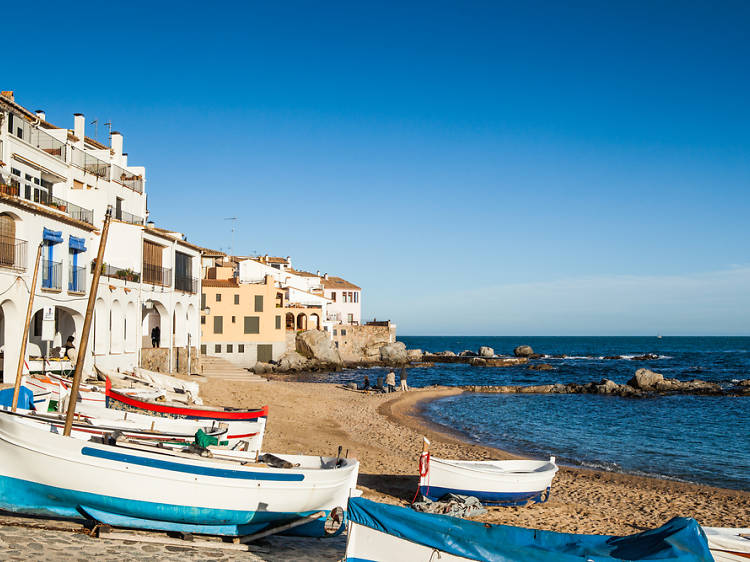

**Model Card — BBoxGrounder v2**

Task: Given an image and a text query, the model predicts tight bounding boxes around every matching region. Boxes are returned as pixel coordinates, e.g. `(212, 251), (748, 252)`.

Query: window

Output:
(347, 313), (354, 323)
(201, 293), (206, 309)
(24, 185), (30, 199)
(232, 316), (236, 323)
(254, 295), (263, 312)
(244, 316), (260, 334)
(73, 180), (84, 190)
(275, 315), (281, 330)
(214, 344), (221, 353)
(341, 329), (347, 336)
(333, 329), (337, 336)
(227, 344), (233, 353)
(214, 316), (223, 334)
(238, 344), (245, 353)
(200, 344), (206, 354)
(335, 341), (339, 348)
(216, 293), (221, 302)
(11, 168), (20, 177)
(200, 316), (205, 325)
(330, 292), (336, 302)
(354, 292), (358, 303)
(234, 294), (239, 305)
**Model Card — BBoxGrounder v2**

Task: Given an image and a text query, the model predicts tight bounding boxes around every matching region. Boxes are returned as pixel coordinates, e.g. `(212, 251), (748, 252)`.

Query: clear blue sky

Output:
(7, 1), (750, 335)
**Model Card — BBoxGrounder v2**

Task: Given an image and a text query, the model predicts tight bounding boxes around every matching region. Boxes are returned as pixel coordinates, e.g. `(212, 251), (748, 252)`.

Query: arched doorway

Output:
(186, 304), (197, 348)
(0, 213), (18, 268)
(0, 299), (19, 382)
(174, 302), (186, 347)
(110, 300), (123, 353)
(125, 302), (137, 352)
(285, 312), (295, 329)
(310, 313), (320, 330)
(296, 314), (307, 330)
(93, 299), (107, 355)
(142, 300), (168, 348)
(30, 305), (82, 360)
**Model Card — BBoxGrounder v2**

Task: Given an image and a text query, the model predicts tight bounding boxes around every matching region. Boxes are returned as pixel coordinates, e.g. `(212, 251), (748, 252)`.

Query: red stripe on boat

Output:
(226, 432), (259, 439)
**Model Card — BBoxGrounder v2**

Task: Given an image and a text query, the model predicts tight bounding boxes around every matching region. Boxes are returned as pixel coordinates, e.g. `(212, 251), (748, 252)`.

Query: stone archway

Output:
(110, 300), (124, 353)
(285, 312), (295, 329)
(310, 313), (320, 330)
(142, 299), (168, 349)
(125, 301), (137, 352)
(296, 313), (307, 330)
(186, 304), (197, 348)
(0, 299), (19, 382)
(29, 305), (83, 360)
(174, 302), (186, 347)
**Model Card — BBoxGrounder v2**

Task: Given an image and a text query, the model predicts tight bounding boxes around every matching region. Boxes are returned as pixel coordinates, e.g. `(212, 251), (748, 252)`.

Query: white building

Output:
(0, 91), (201, 382)
(322, 274), (362, 325)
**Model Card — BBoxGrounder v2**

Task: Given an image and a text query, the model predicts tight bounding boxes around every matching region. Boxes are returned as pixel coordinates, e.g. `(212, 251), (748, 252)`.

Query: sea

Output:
(290, 336), (750, 491)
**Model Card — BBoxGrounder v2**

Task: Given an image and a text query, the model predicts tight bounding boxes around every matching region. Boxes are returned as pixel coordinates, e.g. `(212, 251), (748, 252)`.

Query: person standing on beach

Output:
(385, 370), (396, 393)
(399, 367), (409, 391)
(363, 375), (370, 390)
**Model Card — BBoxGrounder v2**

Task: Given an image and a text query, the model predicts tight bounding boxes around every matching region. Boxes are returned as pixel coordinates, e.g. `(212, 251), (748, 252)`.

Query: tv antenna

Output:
(224, 217), (238, 256)
(90, 119), (98, 141)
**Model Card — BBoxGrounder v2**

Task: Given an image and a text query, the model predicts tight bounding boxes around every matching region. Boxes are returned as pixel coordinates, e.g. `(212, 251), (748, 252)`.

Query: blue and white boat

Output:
(419, 455), (558, 505)
(344, 497), (714, 561)
(0, 410), (360, 537)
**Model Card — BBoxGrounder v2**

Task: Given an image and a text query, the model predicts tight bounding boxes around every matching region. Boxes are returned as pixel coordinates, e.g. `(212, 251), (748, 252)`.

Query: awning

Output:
(69, 235), (86, 253)
(43, 228), (63, 244)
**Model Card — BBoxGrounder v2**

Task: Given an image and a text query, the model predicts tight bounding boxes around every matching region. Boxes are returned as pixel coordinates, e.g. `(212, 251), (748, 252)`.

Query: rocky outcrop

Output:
(380, 341), (408, 364)
(478, 346), (494, 357)
(407, 349), (423, 362)
(631, 353), (660, 361)
(470, 357), (528, 367)
(459, 350), (477, 357)
(628, 368), (663, 390)
(528, 363), (556, 371)
(296, 330), (342, 365)
(513, 345), (534, 357)
(253, 362), (274, 374)
(277, 351), (310, 372)
(434, 351), (457, 357)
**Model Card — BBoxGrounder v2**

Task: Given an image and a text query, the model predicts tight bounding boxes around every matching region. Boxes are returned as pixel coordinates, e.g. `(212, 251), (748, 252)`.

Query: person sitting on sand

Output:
(385, 370), (396, 393)
(399, 367), (409, 391)
(363, 375), (370, 390)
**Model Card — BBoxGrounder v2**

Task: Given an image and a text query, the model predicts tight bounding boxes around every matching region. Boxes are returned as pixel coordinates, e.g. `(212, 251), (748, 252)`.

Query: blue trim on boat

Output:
(81, 447), (304, 481)
(0, 474), (332, 537)
(419, 485), (550, 506)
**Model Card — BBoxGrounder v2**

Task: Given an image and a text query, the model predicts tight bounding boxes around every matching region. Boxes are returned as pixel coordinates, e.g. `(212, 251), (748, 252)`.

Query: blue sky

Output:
(6, 1), (750, 334)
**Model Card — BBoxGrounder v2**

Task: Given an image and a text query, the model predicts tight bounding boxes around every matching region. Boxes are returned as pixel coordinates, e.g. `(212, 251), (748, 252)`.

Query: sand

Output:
(201, 380), (750, 535)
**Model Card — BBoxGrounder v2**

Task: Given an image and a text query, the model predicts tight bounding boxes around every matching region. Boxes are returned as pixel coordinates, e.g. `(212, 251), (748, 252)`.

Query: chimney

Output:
(1, 91), (14, 102)
(111, 132), (123, 157)
(316, 270), (321, 276)
(35, 110), (46, 121)
(324, 273), (329, 280)
(286, 256), (292, 268)
(146, 221), (155, 228)
(73, 114), (85, 140)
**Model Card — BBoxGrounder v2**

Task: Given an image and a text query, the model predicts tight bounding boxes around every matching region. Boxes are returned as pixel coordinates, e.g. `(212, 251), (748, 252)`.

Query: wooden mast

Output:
(63, 207), (112, 436)
(11, 243), (44, 412)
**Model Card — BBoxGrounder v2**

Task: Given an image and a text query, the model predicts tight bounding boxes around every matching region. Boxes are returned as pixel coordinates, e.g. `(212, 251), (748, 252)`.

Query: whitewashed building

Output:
(0, 91), (201, 382)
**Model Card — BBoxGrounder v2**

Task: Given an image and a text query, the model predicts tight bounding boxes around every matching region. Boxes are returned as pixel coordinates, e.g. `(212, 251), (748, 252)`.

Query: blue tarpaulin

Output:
(0, 387), (35, 410)
(69, 235), (86, 253)
(346, 497), (713, 562)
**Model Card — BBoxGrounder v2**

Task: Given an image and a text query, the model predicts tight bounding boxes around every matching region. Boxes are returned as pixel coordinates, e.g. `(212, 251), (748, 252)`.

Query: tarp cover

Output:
(347, 497), (713, 562)
(0, 386), (35, 410)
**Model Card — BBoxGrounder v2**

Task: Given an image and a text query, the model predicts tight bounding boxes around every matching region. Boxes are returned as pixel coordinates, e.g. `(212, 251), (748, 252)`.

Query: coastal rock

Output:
(478, 346), (494, 357)
(513, 345), (534, 357)
(627, 368), (664, 390)
(459, 350), (477, 357)
(434, 350), (457, 357)
(277, 350), (309, 372)
(737, 379), (750, 387)
(469, 358), (486, 367)
(253, 362), (274, 374)
(527, 363), (556, 371)
(631, 353), (660, 361)
(406, 349), (423, 362)
(484, 357), (528, 367)
(379, 341), (408, 364)
(296, 330), (342, 365)
(596, 379), (620, 394)
(603, 355), (622, 360)
(412, 362), (435, 368)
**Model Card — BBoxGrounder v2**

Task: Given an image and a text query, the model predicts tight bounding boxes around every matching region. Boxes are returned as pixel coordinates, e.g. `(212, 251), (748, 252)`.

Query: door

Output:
(257, 344), (273, 364)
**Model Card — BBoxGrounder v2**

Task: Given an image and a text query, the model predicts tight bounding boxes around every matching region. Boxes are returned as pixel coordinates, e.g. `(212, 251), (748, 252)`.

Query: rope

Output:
(411, 451), (430, 504)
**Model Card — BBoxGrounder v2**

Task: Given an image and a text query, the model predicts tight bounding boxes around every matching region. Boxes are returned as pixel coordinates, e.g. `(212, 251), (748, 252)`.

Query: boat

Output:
(344, 497), (714, 561)
(94, 365), (202, 404)
(105, 378), (268, 422)
(418, 439), (558, 505)
(26, 373), (165, 408)
(702, 527), (750, 561)
(0, 409), (360, 537)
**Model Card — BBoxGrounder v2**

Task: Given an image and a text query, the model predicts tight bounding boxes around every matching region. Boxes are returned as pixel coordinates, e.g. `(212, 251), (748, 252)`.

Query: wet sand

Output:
(202, 379), (750, 535)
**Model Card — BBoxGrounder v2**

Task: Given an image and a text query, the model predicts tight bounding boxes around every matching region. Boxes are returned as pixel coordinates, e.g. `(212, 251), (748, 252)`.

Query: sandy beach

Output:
(203, 379), (750, 535)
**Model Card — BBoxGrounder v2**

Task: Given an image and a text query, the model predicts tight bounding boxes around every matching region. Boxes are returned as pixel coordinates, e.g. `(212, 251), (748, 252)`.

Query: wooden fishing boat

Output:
(26, 373), (165, 408)
(94, 365), (202, 405)
(345, 497), (713, 561)
(0, 410), (360, 537)
(702, 527), (750, 561)
(105, 378), (268, 422)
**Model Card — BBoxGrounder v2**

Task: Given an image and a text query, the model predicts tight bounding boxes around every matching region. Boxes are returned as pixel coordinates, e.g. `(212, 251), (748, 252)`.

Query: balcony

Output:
(114, 208), (144, 225)
(41, 259), (62, 291)
(175, 274), (198, 294)
(68, 265), (86, 293)
(8, 113), (67, 163)
(0, 181), (19, 197)
(50, 196), (94, 225)
(143, 263), (171, 287)
(71, 146), (110, 179)
(0, 236), (27, 270)
(93, 262), (141, 283)
(111, 164), (144, 194)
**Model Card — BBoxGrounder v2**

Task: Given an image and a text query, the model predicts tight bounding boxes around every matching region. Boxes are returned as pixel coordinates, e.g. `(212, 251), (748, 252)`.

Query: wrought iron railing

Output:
(68, 265), (86, 293)
(41, 259), (62, 290)
(143, 263), (171, 287)
(111, 164), (144, 194)
(0, 182), (19, 197)
(174, 274), (198, 294)
(8, 113), (66, 162)
(50, 196), (94, 225)
(115, 208), (144, 225)
(0, 236), (27, 270)
(92, 262), (141, 283)
(71, 146), (110, 178)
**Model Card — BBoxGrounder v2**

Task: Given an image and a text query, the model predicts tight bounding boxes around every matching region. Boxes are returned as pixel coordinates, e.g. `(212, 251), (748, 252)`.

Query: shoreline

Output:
(200, 379), (750, 534)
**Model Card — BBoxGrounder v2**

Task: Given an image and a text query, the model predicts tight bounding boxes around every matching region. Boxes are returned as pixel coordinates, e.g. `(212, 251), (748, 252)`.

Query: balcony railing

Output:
(0, 236), (27, 270)
(143, 263), (171, 287)
(111, 164), (144, 194)
(115, 208), (144, 225)
(0, 182), (20, 197)
(71, 146), (110, 179)
(175, 274), (198, 294)
(50, 196), (94, 225)
(93, 262), (141, 283)
(68, 265), (86, 293)
(41, 259), (62, 290)
(8, 113), (66, 163)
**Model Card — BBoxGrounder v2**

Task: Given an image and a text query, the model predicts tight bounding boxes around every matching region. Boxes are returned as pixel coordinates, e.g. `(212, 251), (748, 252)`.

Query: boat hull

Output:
(0, 412), (359, 537)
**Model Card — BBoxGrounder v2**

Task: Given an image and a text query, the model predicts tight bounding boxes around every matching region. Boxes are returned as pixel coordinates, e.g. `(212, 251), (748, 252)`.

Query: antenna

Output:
(224, 217), (238, 256)
(104, 121), (112, 143)
(90, 119), (98, 141)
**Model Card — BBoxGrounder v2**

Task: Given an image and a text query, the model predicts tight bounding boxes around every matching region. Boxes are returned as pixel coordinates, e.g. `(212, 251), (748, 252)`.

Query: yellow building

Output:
(200, 266), (287, 366)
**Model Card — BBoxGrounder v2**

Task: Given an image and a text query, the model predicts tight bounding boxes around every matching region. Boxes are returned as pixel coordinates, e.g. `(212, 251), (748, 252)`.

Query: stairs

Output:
(199, 356), (265, 382)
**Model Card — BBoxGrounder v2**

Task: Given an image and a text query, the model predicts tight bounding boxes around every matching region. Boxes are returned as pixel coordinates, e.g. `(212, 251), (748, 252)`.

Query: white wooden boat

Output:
(702, 527), (750, 561)
(95, 365), (202, 405)
(420, 455), (558, 505)
(0, 410), (360, 537)
(26, 373), (164, 408)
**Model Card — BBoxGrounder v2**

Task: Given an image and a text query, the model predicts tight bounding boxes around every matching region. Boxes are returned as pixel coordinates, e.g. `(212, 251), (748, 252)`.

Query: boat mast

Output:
(11, 243), (44, 412)
(63, 207), (112, 436)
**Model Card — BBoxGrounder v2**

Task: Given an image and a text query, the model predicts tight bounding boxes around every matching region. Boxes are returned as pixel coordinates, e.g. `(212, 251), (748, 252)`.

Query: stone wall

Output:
(330, 324), (396, 363)
(140, 346), (200, 374)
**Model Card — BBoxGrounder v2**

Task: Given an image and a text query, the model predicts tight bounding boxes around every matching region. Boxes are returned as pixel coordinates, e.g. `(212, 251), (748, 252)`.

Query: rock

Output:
(603, 355), (622, 360)
(412, 362), (435, 367)
(379, 341), (408, 364)
(527, 363), (555, 371)
(631, 353), (660, 361)
(296, 330), (342, 365)
(434, 351), (457, 357)
(484, 357), (528, 367)
(470, 358), (487, 367)
(737, 379), (750, 387)
(277, 350), (309, 372)
(407, 349), (423, 362)
(627, 368), (664, 390)
(478, 346), (494, 357)
(253, 362), (274, 374)
(518, 384), (556, 393)
(513, 345), (534, 357)
(459, 350), (477, 357)
(345, 382), (359, 390)
(595, 379), (619, 394)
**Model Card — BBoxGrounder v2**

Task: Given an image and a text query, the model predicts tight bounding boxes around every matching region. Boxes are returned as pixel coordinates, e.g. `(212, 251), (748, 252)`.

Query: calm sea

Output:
(293, 336), (750, 491)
